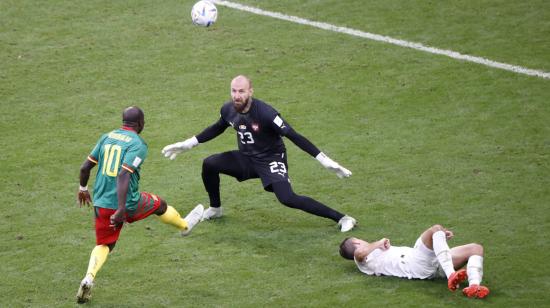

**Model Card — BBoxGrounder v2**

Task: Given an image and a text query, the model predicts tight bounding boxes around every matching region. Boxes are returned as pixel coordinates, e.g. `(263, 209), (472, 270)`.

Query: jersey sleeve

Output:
(196, 105), (231, 143)
(270, 114), (293, 136)
(262, 104), (292, 136)
(354, 250), (379, 276)
(265, 107), (320, 157)
(196, 116), (229, 143)
(121, 141), (148, 173)
(87, 134), (107, 164)
(284, 128), (321, 157)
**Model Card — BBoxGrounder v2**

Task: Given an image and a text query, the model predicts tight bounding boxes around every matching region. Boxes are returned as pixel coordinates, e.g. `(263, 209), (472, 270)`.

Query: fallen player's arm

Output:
(354, 238), (390, 261)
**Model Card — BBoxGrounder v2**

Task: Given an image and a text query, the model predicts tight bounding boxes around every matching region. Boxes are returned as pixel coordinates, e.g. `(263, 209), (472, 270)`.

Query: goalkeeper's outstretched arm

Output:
(162, 117), (229, 160)
(284, 128), (352, 179)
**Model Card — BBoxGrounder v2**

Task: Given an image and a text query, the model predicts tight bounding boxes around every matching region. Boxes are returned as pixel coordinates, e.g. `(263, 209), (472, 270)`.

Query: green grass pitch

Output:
(1, 0), (549, 306)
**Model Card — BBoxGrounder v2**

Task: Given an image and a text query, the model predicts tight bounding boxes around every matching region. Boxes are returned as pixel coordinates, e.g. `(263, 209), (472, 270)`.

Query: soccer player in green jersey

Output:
(76, 106), (204, 304)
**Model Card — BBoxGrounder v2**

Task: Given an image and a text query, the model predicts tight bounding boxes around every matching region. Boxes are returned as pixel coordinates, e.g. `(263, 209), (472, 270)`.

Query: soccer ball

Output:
(191, 1), (218, 27)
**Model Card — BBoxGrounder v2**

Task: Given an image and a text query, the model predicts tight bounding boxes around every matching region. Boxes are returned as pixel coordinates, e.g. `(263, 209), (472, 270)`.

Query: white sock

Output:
(467, 255), (484, 286)
(433, 231), (455, 278)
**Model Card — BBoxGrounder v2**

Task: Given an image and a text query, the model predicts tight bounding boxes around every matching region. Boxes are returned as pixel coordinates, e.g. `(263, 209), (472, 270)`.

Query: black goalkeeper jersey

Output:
(196, 98), (320, 158)
(220, 98), (292, 157)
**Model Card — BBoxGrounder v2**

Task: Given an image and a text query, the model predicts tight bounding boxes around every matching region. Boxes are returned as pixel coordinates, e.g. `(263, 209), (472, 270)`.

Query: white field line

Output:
(212, 0), (550, 80)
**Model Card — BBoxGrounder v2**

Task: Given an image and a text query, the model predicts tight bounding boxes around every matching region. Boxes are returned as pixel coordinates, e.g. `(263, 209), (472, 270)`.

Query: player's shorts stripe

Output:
(122, 164), (135, 173)
(87, 156), (98, 164)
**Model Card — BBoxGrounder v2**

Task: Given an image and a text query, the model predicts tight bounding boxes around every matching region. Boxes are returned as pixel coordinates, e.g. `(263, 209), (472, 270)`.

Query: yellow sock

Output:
(86, 245), (109, 280)
(159, 205), (188, 231)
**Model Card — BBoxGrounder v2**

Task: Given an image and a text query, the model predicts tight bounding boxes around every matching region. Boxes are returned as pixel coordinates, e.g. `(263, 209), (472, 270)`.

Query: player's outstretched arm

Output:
(315, 152), (352, 178)
(161, 118), (229, 160)
(284, 128), (352, 178)
(354, 238), (390, 261)
(77, 159), (96, 207)
(162, 136), (199, 160)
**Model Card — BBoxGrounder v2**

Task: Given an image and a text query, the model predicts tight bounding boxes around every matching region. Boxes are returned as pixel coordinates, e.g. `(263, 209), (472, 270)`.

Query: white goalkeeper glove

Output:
(161, 136), (199, 160)
(315, 152), (352, 178)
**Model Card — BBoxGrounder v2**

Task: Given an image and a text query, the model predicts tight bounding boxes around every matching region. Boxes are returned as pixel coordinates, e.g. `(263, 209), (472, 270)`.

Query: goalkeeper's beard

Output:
(233, 97), (251, 113)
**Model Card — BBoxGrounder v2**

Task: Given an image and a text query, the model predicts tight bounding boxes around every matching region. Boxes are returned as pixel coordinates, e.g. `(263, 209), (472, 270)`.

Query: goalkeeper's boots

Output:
(181, 204), (204, 236)
(463, 284), (490, 299)
(338, 215), (357, 232)
(447, 269), (468, 291)
(201, 206), (223, 221)
(76, 275), (94, 304)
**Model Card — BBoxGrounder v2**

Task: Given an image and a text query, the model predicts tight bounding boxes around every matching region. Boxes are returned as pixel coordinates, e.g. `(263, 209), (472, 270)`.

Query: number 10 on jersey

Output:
(102, 144), (122, 177)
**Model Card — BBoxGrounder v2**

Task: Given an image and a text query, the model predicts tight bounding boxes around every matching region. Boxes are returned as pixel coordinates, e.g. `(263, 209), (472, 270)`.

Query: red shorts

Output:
(95, 192), (162, 245)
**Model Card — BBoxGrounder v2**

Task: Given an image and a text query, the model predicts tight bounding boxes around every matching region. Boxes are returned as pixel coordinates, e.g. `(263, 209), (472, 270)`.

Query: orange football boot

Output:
(447, 269), (468, 291)
(463, 285), (490, 299)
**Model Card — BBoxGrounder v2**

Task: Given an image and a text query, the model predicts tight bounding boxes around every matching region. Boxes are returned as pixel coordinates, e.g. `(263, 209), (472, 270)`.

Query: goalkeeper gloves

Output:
(315, 152), (352, 178)
(161, 136), (199, 160)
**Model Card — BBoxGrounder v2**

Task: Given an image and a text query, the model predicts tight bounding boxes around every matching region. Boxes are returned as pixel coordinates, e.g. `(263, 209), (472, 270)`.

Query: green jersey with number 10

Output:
(87, 127), (148, 211)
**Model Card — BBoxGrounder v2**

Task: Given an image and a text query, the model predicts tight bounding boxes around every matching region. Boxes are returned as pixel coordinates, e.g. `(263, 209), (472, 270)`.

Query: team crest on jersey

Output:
(239, 124), (246, 130)
(251, 123), (259, 132)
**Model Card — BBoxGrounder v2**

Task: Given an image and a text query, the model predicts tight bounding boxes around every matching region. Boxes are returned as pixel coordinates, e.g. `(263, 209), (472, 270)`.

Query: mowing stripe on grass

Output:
(213, 0), (550, 80)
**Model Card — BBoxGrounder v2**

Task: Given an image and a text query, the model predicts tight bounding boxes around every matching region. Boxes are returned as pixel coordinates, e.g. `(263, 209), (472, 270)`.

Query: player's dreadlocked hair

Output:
(339, 237), (355, 260)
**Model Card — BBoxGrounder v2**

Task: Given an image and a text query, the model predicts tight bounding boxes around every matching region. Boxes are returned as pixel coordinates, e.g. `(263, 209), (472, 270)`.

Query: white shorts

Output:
(406, 237), (446, 279)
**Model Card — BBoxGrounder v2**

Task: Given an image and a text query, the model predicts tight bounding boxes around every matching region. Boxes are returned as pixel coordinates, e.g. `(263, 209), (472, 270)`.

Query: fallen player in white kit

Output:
(339, 224), (489, 298)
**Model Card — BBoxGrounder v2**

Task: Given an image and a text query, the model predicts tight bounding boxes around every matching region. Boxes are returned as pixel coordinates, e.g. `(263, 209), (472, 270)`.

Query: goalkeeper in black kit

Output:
(162, 75), (356, 232)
